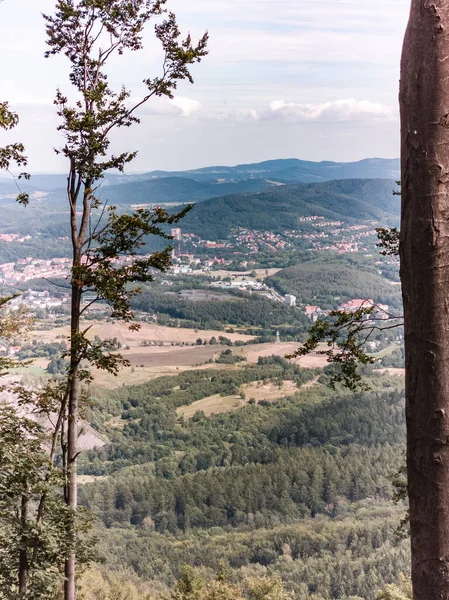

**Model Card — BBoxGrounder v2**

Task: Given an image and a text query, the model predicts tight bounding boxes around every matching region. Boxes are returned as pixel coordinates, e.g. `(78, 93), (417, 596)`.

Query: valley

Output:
(0, 159), (406, 599)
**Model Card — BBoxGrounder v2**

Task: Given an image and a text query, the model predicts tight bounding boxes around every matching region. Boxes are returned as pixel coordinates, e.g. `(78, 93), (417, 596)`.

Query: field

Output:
(91, 346), (229, 388)
(177, 377), (320, 420)
(21, 321), (329, 389)
(29, 320), (254, 346)
(22, 341), (329, 388)
(190, 268), (281, 280)
(90, 343), (328, 388)
(242, 342), (329, 368)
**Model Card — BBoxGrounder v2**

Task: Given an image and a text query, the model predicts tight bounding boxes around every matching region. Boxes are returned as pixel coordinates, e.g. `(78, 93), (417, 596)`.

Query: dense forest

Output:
(178, 179), (400, 239)
(131, 289), (310, 334)
(75, 360), (408, 598)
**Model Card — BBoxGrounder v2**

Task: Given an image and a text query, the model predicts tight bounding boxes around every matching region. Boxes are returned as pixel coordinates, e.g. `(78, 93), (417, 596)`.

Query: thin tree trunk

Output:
(400, 2), (449, 598)
(18, 491), (29, 597)
(64, 271), (82, 600)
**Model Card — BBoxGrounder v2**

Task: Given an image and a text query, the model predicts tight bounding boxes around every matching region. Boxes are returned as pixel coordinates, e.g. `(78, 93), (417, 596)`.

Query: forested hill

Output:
(267, 254), (402, 309)
(36, 177), (274, 208)
(93, 177), (271, 207)
(179, 178), (400, 239)
(0, 178), (399, 259)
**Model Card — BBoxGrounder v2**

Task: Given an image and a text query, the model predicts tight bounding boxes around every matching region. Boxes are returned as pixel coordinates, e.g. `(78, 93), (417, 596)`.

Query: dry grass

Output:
(24, 340), (329, 389)
(177, 394), (244, 419)
(243, 342), (329, 369)
(177, 378), (317, 420)
(29, 320), (254, 346)
(92, 360), (232, 389)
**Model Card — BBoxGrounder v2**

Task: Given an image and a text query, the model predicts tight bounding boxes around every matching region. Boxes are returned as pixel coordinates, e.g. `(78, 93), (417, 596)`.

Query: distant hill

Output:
(127, 157), (400, 184)
(179, 179), (400, 239)
(7, 157), (400, 198)
(0, 177), (399, 263)
(87, 177), (272, 206)
(0, 178), (35, 196)
(40, 177), (278, 207)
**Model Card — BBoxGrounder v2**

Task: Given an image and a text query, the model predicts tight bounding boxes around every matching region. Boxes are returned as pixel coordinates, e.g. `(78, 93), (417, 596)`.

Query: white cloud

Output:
(264, 99), (396, 122)
(168, 97), (202, 117)
(214, 99), (396, 123)
(0, 0), (406, 171)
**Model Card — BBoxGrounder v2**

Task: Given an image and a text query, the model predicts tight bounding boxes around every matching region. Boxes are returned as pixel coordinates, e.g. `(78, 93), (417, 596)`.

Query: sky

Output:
(0, 0), (410, 173)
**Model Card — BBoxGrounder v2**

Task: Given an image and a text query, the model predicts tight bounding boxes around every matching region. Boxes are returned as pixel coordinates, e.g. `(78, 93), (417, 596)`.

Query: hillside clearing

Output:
(177, 378), (319, 420)
(242, 342), (329, 368)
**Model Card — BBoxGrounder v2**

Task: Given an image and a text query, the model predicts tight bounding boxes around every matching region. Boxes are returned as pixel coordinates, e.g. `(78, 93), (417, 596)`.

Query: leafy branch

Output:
(0, 101), (30, 205)
(291, 225), (403, 390)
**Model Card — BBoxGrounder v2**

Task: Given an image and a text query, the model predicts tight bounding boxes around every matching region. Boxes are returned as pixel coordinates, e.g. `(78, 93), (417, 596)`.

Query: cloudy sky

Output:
(1, 0), (409, 173)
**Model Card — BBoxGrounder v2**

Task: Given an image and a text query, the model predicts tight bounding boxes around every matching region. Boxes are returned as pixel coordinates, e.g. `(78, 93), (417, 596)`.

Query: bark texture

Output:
(64, 185), (84, 600)
(400, 2), (449, 598)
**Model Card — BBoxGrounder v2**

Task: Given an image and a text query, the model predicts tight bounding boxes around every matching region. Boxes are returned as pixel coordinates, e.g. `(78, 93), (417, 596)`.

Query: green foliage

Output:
(180, 179), (400, 239)
(287, 307), (379, 391)
(0, 101), (30, 205)
(80, 360), (317, 474)
(80, 375), (405, 530)
(0, 405), (67, 598)
(78, 566), (157, 600)
(93, 507), (409, 600)
(132, 289), (309, 332)
(47, 358), (70, 376)
(244, 574), (292, 600)
(73, 361), (409, 599)
(376, 575), (412, 600)
(267, 255), (401, 309)
(215, 350), (246, 365)
(375, 228), (400, 257)
(168, 568), (292, 600)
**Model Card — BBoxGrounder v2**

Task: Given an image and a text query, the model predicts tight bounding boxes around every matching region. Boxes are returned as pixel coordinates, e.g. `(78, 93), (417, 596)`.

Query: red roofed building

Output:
(338, 299), (374, 312)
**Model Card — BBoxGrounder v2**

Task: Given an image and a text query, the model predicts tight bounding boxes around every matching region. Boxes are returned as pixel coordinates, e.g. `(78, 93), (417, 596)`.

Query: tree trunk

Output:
(64, 280), (81, 600)
(400, 2), (449, 598)
(18, 492), (29, 598)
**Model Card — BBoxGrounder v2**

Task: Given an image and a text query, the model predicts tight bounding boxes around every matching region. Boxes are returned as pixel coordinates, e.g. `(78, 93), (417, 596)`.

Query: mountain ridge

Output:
(0, 157), (400, 197)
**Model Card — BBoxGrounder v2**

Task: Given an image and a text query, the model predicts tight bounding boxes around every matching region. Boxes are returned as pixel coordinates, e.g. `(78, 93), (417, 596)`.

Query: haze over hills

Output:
(44, 176), (273, 207)
(170, 156), (401, 183)
(0, 157), (400, 199)
(0, 158), (400, 266)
